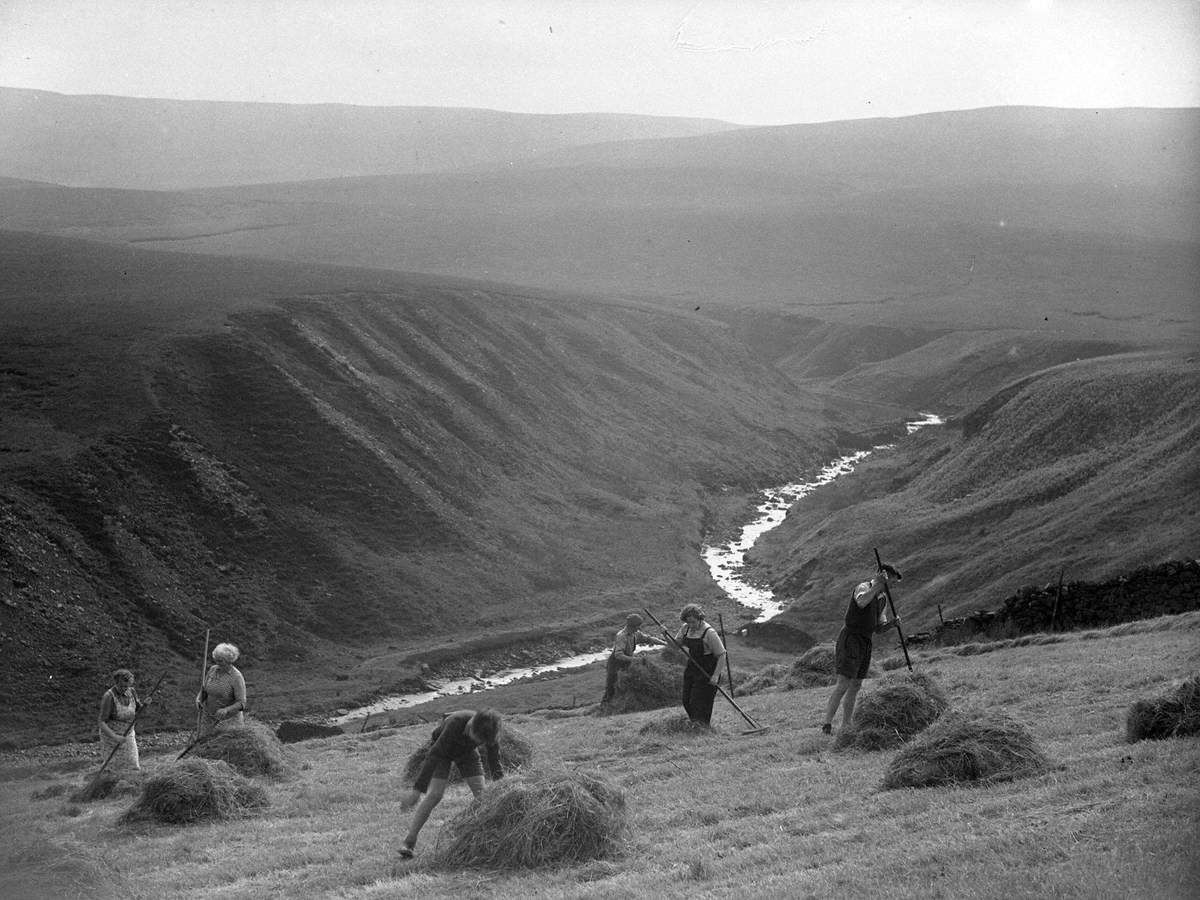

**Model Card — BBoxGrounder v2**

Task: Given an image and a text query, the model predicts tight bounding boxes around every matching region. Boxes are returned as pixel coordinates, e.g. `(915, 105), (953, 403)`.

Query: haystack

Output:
(190, 718), (291, 779)
(882, 709), (1049, 789)
(733, 663), (789, 697)
(121, 758), (269, 824)
(599, 656), (682, 714)
(1125, 674), (1200, 742)
(429, 770), (629, 869)
(834, 671), (950, 751)
(401, 723), (534, 787)
(782, 644), (839, 689)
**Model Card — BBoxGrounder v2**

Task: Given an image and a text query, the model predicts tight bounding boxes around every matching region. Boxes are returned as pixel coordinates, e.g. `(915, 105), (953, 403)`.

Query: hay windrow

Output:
(429, 770), (629, 869)
(401, 724), (534, 787)
(121, 758), (269, 825)
(1125, 674), (1200, 742)
(835, 671), (950, 751)
(189, 718), (292, 779)
(882, 709), (1050, 789)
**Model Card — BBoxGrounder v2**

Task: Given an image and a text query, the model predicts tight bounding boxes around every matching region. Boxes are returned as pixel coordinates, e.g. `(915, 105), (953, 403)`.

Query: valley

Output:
(0, 100), (1196, 750)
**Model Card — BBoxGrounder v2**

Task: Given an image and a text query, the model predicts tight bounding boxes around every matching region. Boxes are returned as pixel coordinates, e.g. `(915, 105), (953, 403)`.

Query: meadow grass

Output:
(2, 613), (1197, 899)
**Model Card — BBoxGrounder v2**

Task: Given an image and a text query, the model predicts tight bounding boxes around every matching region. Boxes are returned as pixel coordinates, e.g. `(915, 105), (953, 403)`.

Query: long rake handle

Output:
(642, 607), (765, 731)
(874, 548), (913, 671)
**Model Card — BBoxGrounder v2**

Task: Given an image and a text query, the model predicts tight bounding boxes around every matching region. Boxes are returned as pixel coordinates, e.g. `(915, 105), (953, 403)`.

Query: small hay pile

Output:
(1125, 674), (1200, 742)
(401, 724), (534, 787)
(601, 656), (682, 714)
(190, 718), (292, 778)
(782, 644), (839, 689)
(882, 709), (1050, 790)
(429, 770), (629, 869)
(121, 758), (269, 824)
(733, 663), (789, 697)
(835, 671), (950, 751)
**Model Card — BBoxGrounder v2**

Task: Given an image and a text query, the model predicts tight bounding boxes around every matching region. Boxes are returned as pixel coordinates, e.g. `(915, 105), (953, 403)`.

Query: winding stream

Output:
(330, 412), (943, 723)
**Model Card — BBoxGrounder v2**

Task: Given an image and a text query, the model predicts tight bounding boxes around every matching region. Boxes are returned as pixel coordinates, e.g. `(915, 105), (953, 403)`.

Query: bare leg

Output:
(403, 778), (447, 849)
(465, 775), (485, 798)
(823, 675), (851, 727)
(840, 678), (863, 730)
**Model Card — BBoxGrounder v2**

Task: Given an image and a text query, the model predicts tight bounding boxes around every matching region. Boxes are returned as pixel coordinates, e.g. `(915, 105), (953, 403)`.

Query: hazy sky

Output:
(1, 0), (1196, 126)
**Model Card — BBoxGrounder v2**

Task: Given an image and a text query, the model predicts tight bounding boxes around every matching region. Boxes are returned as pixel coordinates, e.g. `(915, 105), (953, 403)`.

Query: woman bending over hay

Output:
(396, 709), (504, 861)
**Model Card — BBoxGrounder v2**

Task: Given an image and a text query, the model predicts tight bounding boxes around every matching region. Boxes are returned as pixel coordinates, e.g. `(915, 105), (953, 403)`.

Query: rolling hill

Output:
(0, 87), (740, 190)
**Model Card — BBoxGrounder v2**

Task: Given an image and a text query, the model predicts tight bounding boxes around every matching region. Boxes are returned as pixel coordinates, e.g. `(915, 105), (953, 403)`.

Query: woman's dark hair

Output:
(680, 603), (704, 622)
(470, 709), (503, 744)
(111, 668), (134, 683)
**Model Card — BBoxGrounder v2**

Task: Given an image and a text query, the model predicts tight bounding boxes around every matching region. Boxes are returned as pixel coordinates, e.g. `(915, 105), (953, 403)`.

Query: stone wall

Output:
(907, 559), (1200, 646)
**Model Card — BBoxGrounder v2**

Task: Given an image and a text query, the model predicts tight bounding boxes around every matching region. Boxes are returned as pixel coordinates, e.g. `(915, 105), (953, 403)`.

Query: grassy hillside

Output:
(1, 613), (1196, 899)
(748, 350), (1200, 639)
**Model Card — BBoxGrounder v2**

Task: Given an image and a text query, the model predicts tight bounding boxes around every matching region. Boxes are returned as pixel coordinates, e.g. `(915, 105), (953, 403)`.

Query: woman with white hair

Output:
(195, 642), (246, 735)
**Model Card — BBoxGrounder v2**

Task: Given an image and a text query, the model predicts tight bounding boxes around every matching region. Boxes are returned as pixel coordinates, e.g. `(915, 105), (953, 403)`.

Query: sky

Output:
(0, 0), (1197, 126)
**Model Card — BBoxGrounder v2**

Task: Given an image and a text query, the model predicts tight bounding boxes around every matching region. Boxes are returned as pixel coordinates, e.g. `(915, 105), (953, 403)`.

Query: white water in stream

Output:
(330, 412), (943, 723)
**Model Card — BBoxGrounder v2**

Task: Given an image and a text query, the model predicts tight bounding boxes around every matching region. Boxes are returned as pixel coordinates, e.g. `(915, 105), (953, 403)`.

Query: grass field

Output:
(3, 613), (1197, 900)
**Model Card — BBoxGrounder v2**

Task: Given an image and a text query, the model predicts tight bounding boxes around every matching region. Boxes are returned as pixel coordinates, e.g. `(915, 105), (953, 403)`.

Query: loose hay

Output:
(401, 724), (534, 787)
(599, 656), (682, 714)
(121, 758), (269, 824)
(637, 714), (712, 736)
(1125, 674), (1200, 742)
(190, 718), (292, 779)
(882, 709), (1049, 789)
(835, 671), (951, 751)
(429, 770), (629, 869)
(67, 771), (141, 803)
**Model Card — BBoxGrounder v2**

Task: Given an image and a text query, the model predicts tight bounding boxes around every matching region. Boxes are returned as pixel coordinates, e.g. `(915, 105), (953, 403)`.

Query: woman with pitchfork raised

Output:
(195, 642), (246, 736)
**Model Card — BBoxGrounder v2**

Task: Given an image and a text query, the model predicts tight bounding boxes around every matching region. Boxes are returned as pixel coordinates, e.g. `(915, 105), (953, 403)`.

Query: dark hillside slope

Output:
(0, 87), (739, 190)
(747, 351), (1199, 641)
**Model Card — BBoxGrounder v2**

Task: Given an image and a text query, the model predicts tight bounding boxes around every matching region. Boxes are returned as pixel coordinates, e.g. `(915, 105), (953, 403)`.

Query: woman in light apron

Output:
(97, 668), (141, 772)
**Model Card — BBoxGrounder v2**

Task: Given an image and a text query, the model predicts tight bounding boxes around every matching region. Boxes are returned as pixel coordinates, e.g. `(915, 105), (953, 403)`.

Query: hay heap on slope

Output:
(783, 644), (844, 689)
(121, 758), (269, 824)
(882, 709), (1049, 790)
(1125, 674), (1200, 742)
(430, 770), (629, 869)
(189, 718), (292, 779)
(835, 671), (951, 751)
(599, 656), (682, 715)
(401, 724), (534, 787)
